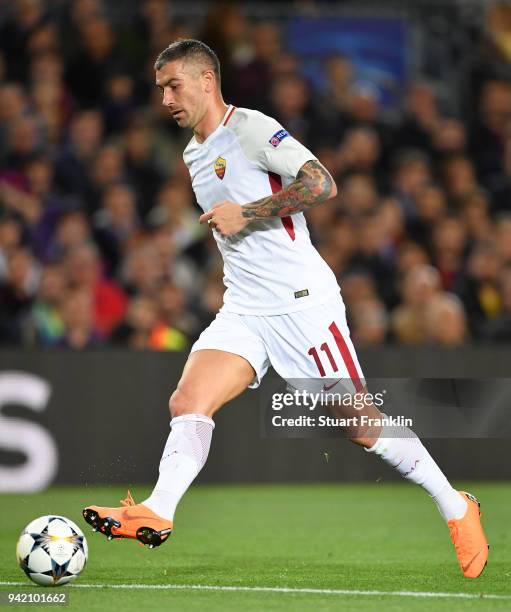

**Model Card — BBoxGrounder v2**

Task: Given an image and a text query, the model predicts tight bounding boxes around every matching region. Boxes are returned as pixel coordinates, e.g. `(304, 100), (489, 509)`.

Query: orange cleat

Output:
(448, 491), (489, 578)
(83, 490), (173, 548)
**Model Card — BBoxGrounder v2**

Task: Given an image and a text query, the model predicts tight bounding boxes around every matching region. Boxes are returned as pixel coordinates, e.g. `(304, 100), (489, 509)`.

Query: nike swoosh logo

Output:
(323, 379), (342, 392)
(462, 551), (483, 574)
(120, 509), (153, 522)
(403, 459), (420, 477)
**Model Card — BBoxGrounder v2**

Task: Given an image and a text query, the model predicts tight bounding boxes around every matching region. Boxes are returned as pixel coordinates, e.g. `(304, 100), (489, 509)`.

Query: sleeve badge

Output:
(269, 129), (289, 147)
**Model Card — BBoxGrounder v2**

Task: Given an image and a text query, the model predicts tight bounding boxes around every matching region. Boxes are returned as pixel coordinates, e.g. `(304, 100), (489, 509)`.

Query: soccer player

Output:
(84, 40), (488, 578)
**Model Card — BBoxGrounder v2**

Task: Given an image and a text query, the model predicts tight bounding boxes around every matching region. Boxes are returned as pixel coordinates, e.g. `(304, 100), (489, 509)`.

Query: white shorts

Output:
(191, 293), (365, 393)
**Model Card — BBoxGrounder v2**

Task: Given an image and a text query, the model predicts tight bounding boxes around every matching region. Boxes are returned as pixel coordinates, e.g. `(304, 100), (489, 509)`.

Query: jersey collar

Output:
(222, 105), (236, 126)
(194, 104), (234, 148)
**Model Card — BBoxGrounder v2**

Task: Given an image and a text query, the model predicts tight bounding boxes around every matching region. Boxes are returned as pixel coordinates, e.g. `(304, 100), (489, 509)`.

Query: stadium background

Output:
(1, 0), (511, 493)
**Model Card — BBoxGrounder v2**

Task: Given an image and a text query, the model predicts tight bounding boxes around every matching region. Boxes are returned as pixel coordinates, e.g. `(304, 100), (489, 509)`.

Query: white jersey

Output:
(183, 105), (340, 315)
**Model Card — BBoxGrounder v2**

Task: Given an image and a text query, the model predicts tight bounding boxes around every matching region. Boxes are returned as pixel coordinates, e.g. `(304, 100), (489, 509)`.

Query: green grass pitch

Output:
(1, 483), (510, 611)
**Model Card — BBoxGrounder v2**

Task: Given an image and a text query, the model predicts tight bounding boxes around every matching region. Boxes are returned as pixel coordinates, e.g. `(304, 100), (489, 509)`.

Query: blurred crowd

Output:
(2, 0), (511, 350)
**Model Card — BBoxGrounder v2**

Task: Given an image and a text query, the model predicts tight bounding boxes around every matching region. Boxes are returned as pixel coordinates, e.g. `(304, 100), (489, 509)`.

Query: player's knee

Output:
(168, 385), (211, 418)
(168, 388), (190, 418)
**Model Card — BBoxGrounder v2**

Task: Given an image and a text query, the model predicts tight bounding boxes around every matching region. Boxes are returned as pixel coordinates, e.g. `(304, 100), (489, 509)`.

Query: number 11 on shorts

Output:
(307, 322), (362, 392)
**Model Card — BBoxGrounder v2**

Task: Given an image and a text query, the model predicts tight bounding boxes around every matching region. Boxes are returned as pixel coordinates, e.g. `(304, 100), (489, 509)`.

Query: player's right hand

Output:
(199, 201), (250, 237)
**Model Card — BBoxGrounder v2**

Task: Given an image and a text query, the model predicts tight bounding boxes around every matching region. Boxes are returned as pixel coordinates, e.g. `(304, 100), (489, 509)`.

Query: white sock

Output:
(143, 414), (214, 521)
(365, 418), (467, 521)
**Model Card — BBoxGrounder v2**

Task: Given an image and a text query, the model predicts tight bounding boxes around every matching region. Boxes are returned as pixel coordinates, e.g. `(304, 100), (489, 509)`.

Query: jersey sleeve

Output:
(232, 111), (316, 179)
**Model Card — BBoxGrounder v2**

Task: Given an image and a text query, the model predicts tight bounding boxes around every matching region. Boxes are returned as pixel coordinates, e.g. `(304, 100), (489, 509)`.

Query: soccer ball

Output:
(16, 516), (88, 586)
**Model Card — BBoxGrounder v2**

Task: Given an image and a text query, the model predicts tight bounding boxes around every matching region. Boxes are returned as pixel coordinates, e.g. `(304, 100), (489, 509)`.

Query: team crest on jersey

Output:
(269, 129), (289, 147)
(214, 156), (226, 180)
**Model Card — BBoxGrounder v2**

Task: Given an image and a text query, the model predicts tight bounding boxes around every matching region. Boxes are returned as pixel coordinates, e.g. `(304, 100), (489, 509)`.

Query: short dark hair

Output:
(154, 39), (221, 83)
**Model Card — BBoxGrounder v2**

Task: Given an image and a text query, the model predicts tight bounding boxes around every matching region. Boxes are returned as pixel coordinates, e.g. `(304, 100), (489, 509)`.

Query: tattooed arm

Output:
(242, 159), (337, 219)
(198, 160), (336, 236)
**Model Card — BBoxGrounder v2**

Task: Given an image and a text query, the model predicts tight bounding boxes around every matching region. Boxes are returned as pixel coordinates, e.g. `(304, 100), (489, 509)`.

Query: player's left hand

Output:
(199, 201), (250, 237)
